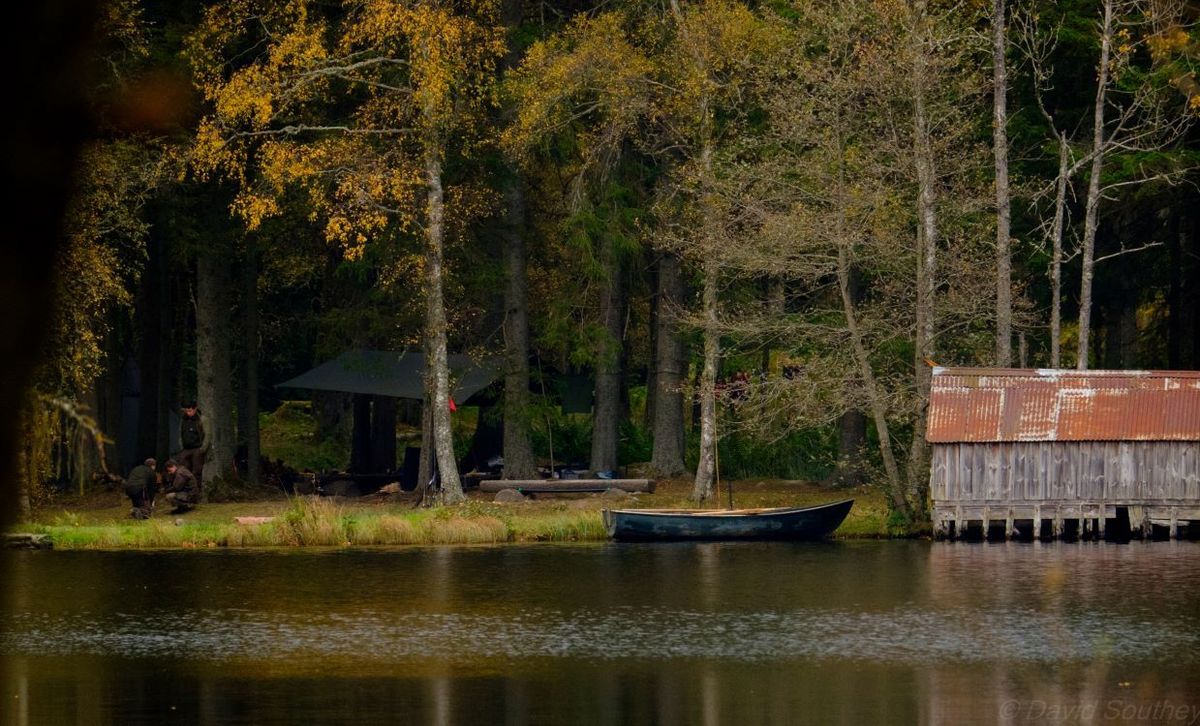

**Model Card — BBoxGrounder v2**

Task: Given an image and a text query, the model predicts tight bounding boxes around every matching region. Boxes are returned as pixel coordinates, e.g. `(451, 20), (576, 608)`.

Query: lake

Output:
(3, 541), (1199, 724)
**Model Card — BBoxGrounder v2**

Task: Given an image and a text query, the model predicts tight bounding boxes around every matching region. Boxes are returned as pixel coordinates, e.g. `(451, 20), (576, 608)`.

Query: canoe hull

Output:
(602, 499), (854, 542)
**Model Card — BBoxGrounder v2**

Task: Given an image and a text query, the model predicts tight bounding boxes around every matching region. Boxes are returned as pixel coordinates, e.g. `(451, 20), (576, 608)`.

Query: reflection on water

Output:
(7, 605), (1198, 663)
(3, 541), (1199, 724)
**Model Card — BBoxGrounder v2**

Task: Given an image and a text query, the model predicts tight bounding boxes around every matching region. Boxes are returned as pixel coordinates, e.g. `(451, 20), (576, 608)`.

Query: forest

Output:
(18, 0), (1200, 524)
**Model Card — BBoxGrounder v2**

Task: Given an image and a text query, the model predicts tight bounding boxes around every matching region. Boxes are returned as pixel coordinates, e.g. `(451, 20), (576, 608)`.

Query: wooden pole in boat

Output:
(716, 417), (732, 510)
(725, 452), (733, 510)
(712, 413), (720, 509)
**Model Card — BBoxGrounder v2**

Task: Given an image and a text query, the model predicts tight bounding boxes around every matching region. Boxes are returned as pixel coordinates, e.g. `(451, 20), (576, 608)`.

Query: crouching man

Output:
(163, 459), (200, 514)
(124, 458), (158, 520)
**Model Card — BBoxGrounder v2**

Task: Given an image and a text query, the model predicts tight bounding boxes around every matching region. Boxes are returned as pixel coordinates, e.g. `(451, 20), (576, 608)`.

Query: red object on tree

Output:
(449, 398), (457, 412)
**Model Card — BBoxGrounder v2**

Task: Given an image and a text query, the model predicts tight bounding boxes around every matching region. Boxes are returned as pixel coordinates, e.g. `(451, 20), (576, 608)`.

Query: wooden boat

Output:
(602, 498), (854, 542)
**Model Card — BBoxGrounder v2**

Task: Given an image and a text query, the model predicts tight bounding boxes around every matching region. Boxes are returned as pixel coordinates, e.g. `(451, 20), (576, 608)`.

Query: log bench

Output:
(5, 533), (52, 549)
(479, 479), (654, 495)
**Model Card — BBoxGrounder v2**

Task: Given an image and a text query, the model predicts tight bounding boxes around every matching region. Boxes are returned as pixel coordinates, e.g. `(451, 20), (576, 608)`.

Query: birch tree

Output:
(993, 0), (1014, 366)
(656, 1), (773, 502)
(704, 0), (992, 518)
(1072, 0), (1194, 369)
(1016, 0), (1193, 369)
(507, 1), (770, 498)
(505, 11), (653, 476)
(190, 0), (505, 502)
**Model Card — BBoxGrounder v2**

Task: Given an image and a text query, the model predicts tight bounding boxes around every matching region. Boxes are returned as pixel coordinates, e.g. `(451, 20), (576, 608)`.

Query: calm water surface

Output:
(3, 541), (1199, 724)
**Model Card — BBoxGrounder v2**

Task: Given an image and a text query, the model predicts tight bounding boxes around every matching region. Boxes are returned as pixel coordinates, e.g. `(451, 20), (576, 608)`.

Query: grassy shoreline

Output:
(12, 479), (904, 550)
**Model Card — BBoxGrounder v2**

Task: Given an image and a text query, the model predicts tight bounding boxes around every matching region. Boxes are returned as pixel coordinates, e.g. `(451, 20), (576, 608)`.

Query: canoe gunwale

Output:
(603, 499), (855, 518)
(602, 498), (855, 541)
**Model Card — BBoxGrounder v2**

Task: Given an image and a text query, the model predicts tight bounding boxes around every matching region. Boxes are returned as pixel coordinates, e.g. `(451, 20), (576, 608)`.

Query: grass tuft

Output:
(13, 479), (898, 549)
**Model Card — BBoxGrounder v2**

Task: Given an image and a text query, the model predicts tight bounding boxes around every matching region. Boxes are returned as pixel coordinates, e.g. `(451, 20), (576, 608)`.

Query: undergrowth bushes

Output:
(30, 496), (605, 549)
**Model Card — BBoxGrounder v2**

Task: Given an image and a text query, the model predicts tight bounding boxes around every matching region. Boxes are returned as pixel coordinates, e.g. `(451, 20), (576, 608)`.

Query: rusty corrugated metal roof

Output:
(927, 367), (1200, 442)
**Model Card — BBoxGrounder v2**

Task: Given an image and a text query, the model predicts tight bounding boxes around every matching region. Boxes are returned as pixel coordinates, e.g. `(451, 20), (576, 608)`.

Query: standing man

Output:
(179, 401), (206, 482)
(163, 459), (199, 514)
(124, 458), (158, 520)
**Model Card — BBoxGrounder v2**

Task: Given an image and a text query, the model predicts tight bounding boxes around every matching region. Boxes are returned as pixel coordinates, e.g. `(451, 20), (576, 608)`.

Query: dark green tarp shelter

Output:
(277, 350), (498, 402)
(276, 350), (499, 483)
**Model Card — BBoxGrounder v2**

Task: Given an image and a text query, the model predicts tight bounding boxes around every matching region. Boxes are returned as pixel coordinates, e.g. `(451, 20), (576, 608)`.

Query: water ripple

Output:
(4, 606), (1195, 664)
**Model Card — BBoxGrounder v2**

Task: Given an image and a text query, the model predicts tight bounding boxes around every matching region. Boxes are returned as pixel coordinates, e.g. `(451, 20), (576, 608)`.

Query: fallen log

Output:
(5, 533), (52, 549)
(479, 479), (654, 494)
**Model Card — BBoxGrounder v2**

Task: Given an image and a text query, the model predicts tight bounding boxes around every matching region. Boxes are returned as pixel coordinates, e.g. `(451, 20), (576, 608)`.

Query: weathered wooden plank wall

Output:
(931, 441), (1200, 504)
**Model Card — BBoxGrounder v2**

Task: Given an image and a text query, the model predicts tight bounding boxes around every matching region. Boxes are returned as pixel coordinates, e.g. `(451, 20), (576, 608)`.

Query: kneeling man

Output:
(163, 459), (199, 514)
(124, 458), (157, 519)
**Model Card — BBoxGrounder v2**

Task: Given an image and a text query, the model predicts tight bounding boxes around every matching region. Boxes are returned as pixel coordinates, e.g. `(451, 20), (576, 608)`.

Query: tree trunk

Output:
(1191, 213), (1200, 368)
(1076, 0), (1114, 371)
(155, 233), (179, 463)
(241, 235), (260, 484)
(645, 257), (659, 431)
(834, 410), (868, 487)
(1117, 256), (1138, 368)
(370, 396), (397, 473)
(17, 442), (31, 520)
(97, 325), (123, 472)
(1101, 300), (1120, 368)
(838, 243), (908, 516)
(136, 239), (161, 462)
(834, 269), (866, 488)
(196, 252), (235, 487)
(418, 392), (433, 491)
(350, 394), (372, 472)
(690, 255), (720, 502)
(1119, 300), (1138, 368)
(1049, 135), (1069, 368)
(650, 251), (686, 477)
(423, 145), (463, 502)
(1168, 210), (1183, 368)
(686, 54), (718, 500)
(764, 277), (784, 372)
(499, 0), (536, 481)
(590, 230), (625, 474)
(314, 391), (352, 443)
(831, 130), (909, 516)
(501, 173), (536, 479)
(908, 1), (937, 516)
(0, 0), (100, 532)
(992, 0), (1013, 366)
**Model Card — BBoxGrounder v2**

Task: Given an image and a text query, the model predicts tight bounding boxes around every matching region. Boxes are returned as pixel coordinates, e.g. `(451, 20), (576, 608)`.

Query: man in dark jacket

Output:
(124, 458), (158, 519)
(179, 401), (206, 482)
(163, 459), (199, 514)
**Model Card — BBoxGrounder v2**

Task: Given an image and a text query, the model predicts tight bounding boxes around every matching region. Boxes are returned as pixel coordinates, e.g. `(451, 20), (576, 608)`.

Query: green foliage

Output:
(686, 425), (837, 482)
(618, 419), (653, 465)
(885, 508), (916, 537)
(33, 0), (1200, 529)
(260, 401), (348, 472)
(38, 140), (159, 398)
(531, 410), (592, 465)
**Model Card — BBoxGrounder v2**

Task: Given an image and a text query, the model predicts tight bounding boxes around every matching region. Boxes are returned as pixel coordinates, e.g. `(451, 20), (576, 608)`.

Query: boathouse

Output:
(927, 367), (1200, 539)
